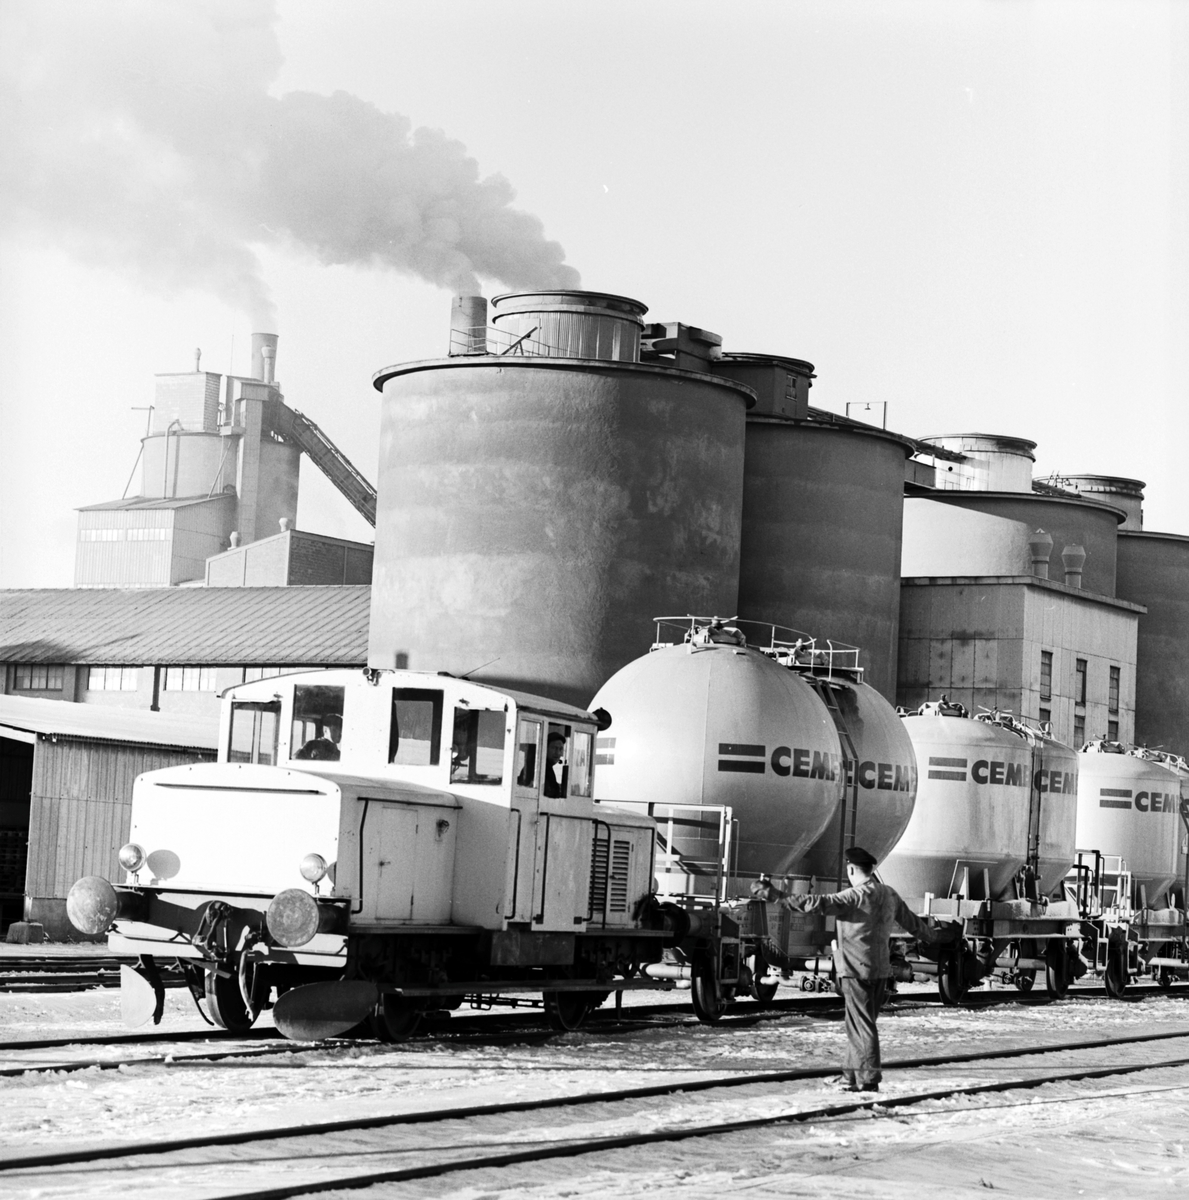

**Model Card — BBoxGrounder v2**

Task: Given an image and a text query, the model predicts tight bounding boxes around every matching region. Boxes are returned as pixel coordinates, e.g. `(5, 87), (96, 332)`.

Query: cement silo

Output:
(369, 292), (753, 707)
(915, 436), (1126, 596)
(726, 358), (912, 701)
(1050, 475), (1189, 760)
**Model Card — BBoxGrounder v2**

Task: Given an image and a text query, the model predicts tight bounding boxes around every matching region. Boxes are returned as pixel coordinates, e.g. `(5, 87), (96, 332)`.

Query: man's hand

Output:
(750, 877), (784, 902)
(928, 917), (962, 943)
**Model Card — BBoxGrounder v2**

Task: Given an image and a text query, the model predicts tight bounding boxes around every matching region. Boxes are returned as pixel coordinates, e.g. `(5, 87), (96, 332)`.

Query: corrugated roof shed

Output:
(0, 587), (370, 665)
(0, 694), (219, 750)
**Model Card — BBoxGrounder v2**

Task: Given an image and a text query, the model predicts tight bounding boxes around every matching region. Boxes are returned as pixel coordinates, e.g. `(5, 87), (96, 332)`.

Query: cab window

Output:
(291, 685), (344, 761)
(569, 730), (593, 798)
(450, 707), (506, 785)
(390, 688), (443, 766)
(516, 718), (542, 789)
(228, 701), (280, 765)
(543, 724), (570, 798)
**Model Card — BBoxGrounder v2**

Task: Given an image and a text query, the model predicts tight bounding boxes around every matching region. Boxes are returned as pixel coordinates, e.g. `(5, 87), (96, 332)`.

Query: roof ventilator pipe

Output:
(1028, 529), (1053, 579)
(1062, 544), (1086, 588)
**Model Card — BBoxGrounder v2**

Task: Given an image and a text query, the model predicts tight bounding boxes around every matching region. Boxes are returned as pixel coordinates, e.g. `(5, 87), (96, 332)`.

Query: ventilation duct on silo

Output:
(1062, 544), (1086, 588)
(250, 332), (279, 382)
(1028, 529), (1053, 579)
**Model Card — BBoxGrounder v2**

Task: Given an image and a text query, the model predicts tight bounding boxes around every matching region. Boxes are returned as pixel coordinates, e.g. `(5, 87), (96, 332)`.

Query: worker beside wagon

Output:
(752, 846), (955, 1093)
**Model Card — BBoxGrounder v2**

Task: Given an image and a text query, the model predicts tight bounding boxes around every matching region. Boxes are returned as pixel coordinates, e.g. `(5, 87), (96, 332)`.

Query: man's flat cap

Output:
(845, 846), (878, 869)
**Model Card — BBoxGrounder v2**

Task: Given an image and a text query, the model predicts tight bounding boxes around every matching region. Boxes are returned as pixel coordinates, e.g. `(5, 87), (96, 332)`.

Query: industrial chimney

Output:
(250, 332), (279, 382)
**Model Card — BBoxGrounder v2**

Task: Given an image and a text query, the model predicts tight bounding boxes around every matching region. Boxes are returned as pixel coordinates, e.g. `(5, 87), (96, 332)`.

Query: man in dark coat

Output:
(753, 846), (955, 1093)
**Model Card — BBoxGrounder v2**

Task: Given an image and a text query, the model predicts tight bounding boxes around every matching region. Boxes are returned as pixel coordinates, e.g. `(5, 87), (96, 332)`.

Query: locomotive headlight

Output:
(118, 843), (146, 873)
(299, 853), (329, 883)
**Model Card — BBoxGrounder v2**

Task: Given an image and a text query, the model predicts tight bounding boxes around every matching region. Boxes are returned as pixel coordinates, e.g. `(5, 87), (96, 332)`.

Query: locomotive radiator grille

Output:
(588, 834), (610, 915)
(609, 840), (631, 913)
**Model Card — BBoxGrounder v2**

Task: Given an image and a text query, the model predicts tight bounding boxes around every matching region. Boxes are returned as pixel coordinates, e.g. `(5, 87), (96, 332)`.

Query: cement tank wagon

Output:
(1075, 743), (1184, 903)
(589, 622), (843, 886)
(1072, 742), (1189, 996)
(880, 700), (1082, 1002)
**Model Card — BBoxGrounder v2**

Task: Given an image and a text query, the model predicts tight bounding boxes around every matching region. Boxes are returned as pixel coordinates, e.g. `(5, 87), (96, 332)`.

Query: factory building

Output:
(0, 697), (219, 938)
(4, 285), (1189, 937)
(1054, 475), (1189, 759)
(74, 334), (376, 589)
(898, 435), (1144, 750)
(0, 587), (370, 718)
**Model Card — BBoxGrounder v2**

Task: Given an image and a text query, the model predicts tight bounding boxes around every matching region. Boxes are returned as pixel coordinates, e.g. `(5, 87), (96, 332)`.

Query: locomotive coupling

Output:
(266, 888), (348, 948)
(65, 876), (147, 936)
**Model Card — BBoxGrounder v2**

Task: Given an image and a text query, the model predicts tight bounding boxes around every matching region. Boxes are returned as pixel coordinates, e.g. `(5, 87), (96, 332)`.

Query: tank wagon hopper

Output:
(1068, 741), (1189, 996)
(879, 699), (1084, 1004)
(66, 669), (725, 1039)
(590, 616), (919, 1007)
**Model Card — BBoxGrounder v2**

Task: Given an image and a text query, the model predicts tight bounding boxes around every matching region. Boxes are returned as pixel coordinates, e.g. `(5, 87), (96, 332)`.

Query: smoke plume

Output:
(0, 1), (579, 324)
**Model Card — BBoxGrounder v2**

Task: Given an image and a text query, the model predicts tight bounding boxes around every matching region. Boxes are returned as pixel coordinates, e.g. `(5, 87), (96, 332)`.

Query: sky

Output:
(2, 0), (1186, 588)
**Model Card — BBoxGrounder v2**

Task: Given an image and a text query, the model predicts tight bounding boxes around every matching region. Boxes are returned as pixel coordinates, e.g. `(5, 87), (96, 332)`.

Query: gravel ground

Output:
(2, 983), (1188, 1198)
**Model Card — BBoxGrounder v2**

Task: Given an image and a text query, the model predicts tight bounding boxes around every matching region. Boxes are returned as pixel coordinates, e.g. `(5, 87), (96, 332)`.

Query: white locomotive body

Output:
(67, 669), (694, 1037)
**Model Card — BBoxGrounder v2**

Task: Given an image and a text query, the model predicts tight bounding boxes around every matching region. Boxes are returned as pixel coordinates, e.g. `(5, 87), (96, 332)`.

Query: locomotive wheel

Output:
(1104, 944), (1129, 999)
(937, 949), (967, 1006)
(205, 963), (258, 1032)
(1044, 943), (1070, 1000)
(1015, 969), (1036, 993)
(369, 995), (423, 1042)
(690, 956), (726, 1024)
(543, 990), (596, 1032)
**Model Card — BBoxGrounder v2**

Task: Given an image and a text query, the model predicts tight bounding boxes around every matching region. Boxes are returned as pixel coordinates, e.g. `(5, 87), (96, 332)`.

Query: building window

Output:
(13, 665), (64, 690)
(1039, 651), (1053, 702)
(125, 527), (169, 541)
(1074, 659), (1087, 706)
(1108, 666), (1120, 715)
(1073, 714), (1086, 747)
(87, 666), (139, 691)
(163, 666), (217, 691)
(1039, 707), (1051, 729)
(1108, 719), (1119, 742)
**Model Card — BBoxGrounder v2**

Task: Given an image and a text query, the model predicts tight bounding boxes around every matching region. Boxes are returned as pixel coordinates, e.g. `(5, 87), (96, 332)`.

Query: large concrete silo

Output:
(723, 354), (913, 701)
(368, 292), (753, 707)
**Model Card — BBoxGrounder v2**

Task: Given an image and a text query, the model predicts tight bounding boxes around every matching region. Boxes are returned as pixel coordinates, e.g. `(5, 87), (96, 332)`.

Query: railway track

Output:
(0, 981), (1171, 1071)
(3, 1026), (1189, 1198)
(0, 955), (185, 993)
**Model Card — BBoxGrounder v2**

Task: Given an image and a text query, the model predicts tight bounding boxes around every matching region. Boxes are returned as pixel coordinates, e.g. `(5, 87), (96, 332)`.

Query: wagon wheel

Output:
(368, 995), (423, 1042)
(1156, 967), (1175, 990)
(543, 990), (598, 1032)
(690, 955), (727, 1024)
(1104, 943), (1129, 999)
(1044, 941), (1070, 1000)
(937, 948), (967, 1006)
(205, 959), (258, 1033)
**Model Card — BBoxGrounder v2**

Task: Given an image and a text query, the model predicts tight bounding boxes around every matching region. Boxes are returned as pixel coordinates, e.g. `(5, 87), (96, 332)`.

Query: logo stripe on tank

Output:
(928, 755), (967, 781)
(718, 743), (766, 774)
(1099, 787), (1133, 809)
